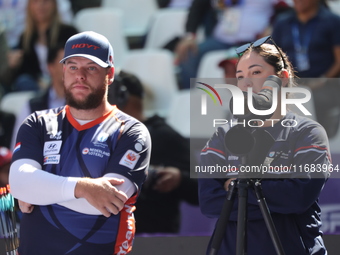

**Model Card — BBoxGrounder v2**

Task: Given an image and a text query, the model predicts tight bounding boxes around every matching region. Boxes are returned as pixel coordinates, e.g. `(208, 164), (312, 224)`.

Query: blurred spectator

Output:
(69, 0), (102, 15)
(217, 48), (238, 81)
(218, 58), (237, 79)
(10, 44), (65, 150)
(0, 0), (73, 49)
(0, 27), (15, 146)
(0, 23), (10, 95)
(175, 0), (290, 89)
(0, 0), (31, 49)
(272, 0), (340, 78)
(272, 0), (340, 136)
(108, 70), (199, 234)
(6, 0), (77, 92)
(0, 147), (12, 187)
(0, 110), (15, 149)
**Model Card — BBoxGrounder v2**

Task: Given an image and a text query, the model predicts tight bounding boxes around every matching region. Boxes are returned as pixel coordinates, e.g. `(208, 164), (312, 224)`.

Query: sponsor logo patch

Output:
(44, 155), (60, 165)
(97, 132), (109, 142)
(82, 147), (110, 158)
(269, 151), (276, 157)
(82, 148), (90, 154)
(228, 155), (239, 160)
(119, 150), (140, 169)
(44, 141), (62, 156)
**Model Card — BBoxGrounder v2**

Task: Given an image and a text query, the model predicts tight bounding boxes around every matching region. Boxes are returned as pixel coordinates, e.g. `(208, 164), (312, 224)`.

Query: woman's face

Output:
(29, 0), (56, 24)
(236, 51), (277, 93)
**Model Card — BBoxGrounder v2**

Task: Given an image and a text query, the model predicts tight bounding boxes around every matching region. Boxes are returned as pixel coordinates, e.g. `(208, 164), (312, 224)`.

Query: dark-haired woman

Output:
(199, 36), (330, 255)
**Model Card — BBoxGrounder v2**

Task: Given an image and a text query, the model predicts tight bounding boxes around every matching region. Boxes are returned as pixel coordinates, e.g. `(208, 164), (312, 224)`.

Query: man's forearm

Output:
(9, 159), (78, 205)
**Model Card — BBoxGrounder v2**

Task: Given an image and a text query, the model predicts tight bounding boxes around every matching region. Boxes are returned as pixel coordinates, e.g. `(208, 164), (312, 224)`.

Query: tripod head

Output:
(224, 125), (275, 179)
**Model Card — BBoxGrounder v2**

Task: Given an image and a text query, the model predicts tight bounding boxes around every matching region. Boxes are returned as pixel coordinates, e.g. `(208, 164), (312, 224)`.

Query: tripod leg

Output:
(253, 180), (286, 255)
(236, 178), (249, 255)
(209, 180), (237, 255)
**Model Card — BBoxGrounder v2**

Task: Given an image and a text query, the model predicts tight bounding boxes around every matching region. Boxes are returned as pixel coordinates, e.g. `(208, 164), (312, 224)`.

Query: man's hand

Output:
(18, 200), (34, 213)
(153, 167), (182, 193)
(75, 177), (128, 218)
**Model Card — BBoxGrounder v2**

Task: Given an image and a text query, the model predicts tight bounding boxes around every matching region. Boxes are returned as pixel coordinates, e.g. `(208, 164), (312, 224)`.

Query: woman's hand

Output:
(224, 178), (237, 191)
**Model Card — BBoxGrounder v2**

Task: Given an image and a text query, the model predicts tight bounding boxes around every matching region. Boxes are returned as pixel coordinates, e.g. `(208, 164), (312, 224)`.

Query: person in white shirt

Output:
(175, 0), (286, 89)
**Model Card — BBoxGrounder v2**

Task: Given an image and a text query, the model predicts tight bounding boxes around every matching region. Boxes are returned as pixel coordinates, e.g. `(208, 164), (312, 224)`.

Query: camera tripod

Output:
(208, 127), (286, 255)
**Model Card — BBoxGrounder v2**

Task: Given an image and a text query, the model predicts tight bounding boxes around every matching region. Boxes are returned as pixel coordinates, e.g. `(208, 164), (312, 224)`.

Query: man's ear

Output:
(279, 70), (289, 87)
(62, 66), (66, 81)
(108, 66), (115, 83)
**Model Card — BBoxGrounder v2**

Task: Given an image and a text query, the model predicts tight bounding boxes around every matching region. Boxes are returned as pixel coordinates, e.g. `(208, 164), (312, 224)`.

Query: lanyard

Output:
(291, 21), (315, 53)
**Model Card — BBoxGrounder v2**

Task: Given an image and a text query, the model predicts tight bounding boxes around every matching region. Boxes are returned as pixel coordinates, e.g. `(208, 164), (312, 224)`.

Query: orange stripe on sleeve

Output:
(114, 195), (137, 255)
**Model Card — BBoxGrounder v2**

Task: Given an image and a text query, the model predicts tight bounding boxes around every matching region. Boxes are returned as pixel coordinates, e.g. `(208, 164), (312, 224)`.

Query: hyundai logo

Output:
(48, 143), (57, 149)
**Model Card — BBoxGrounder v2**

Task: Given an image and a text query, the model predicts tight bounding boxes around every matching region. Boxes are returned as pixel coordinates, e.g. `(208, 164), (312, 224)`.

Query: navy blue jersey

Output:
(12, 105), (151, 255)
(199, 112), (330, 255)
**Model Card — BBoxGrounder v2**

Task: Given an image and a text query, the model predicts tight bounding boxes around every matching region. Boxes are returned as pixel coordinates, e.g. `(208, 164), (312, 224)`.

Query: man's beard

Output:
(65, 84), (106, 110)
